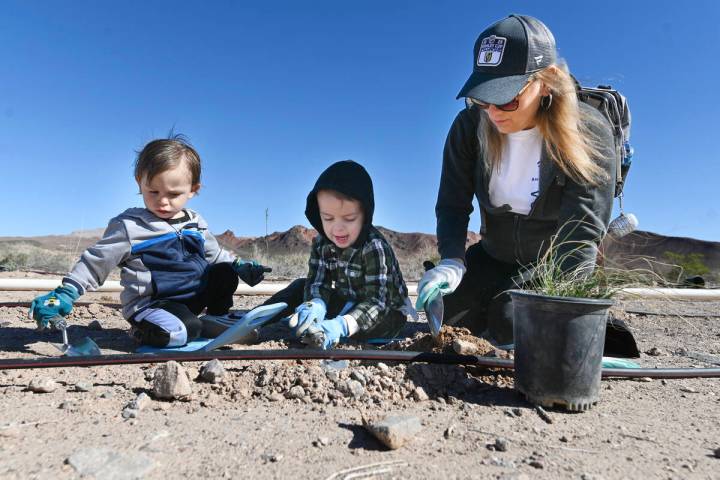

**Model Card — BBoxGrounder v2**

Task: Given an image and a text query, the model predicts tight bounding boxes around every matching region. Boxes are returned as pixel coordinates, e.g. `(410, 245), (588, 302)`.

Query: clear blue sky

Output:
(1, 1), (718, 242)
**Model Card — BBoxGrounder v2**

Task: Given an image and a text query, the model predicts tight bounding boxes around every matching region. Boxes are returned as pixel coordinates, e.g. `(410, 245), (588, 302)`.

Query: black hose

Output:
(1, 348), (719, 378)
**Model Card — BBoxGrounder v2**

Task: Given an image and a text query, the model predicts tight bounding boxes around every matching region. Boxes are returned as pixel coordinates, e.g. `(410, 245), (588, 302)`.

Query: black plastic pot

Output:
(509, 290), (613, 412)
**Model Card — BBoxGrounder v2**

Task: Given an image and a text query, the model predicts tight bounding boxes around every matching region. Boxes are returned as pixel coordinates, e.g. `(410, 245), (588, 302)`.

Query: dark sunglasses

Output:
(466, 79), (535, 112)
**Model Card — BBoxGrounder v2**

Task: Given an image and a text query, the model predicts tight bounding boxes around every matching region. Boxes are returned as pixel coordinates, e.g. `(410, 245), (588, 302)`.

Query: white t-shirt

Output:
(488, 126), (543, 215)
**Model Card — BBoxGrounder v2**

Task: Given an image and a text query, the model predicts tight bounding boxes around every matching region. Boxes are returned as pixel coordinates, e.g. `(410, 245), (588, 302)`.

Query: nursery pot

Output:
(509, 290), (613, 412)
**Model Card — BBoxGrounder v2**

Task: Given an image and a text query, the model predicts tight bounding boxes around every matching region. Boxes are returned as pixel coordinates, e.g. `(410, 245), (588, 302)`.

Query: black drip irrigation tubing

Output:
(0, 348), (719, 379)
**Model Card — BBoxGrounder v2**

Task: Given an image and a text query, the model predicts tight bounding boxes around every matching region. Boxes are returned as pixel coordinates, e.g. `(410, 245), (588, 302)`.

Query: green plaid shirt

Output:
(304, 226), (409, 332)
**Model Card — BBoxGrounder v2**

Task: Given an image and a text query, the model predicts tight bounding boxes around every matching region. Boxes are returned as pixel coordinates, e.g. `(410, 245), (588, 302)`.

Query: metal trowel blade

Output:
(425, 294), (444, 338)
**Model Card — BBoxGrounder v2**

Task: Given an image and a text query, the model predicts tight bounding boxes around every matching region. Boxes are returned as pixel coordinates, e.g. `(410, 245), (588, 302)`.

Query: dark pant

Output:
(132, 262), (239, 347)
(261, 278), (407, 340)
(443, 242), (522, 345)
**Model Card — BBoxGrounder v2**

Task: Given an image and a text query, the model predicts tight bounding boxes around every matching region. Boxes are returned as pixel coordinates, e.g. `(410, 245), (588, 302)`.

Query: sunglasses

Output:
(466, 79), (535, 112)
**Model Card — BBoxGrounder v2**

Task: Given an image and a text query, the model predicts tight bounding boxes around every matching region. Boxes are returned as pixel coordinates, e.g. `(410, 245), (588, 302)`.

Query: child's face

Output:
(138, 165), (199, 220)
(317, 190), (364, 249)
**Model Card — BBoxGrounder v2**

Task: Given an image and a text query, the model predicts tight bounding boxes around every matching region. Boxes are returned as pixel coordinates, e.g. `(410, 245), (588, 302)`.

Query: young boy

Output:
(267, 160), (414, 349)
(28, 136), (269, 347)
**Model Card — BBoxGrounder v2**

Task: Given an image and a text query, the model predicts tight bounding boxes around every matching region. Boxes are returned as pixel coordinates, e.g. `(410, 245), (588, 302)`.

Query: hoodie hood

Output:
(305, 160), (375, 248)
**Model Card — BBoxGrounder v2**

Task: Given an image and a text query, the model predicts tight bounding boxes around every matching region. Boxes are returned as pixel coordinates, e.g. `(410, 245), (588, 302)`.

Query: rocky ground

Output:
(0, 272), (719, 479)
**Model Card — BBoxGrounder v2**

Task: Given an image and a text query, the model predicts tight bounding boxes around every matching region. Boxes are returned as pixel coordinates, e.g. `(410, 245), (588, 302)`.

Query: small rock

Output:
(412, 386), (429, 402)
(528, 460), (544, 469)
(559, 435), (569, 443)
(152, 361), (192, 401)
(444, 425), (455, 439)
(313, 436), (330, 447)
(345, 380), (365, 399)
(581, 474), (605, 480)
(452, 338), (478, 355)
(28, 378), (58, 393)
(199, 359), (226, 384)
(350, 371), (366, 385)
(66, 447), (154, 479)
(287, 385), (306, 399)
(87, 320), (103, 331)
(511, 407), (523, 417)
(493, 437), (509, 452)
(59, 401), (74, 410)
(87, 304), (103, 315)
(121, 408), (138, 419)
(713, 447), (720, 459)
(376, 363), (391, 376)
(680, 386), (699, 393)
(100, 391), (114, 399)
(363, 414), (422, 450)
(267, 392), (284, 402)
(636, 377), (653, 383)
(320, 360), (349, 372)
(261, 452), (282, 463)
(75, 382), (93, 392)
(127, 392), (152, 411)
(645, 346), (664, 356)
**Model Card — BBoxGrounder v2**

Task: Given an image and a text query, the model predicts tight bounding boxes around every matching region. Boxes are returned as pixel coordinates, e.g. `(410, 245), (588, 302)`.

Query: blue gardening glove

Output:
(233, 258), (272, 287)
(28, 284), (80, 330)
(288, 298), (326, 337)
(415, 259), (466, 310)
(302, 316), (349, 350)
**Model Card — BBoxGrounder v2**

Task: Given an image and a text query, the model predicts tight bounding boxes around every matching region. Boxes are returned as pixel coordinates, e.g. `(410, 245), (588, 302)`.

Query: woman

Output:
(417, 14), (616, 346)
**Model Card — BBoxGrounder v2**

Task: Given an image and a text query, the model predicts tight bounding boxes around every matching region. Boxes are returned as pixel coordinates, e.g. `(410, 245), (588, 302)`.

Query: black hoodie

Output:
(305, 160), (375, 248)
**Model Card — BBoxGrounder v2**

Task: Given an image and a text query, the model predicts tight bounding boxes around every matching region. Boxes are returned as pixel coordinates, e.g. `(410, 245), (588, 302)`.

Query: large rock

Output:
(152, 361), (192, 401)
(363, 414), (422, 450)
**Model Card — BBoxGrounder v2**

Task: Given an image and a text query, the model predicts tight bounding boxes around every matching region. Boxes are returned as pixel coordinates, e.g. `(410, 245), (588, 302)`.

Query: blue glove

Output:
(28, 284), (80, 330)
(302, 316), (349, 350)
(233, 259), (272, 287)
(288, 298), (326, 337)
(415, 259), (466, 310)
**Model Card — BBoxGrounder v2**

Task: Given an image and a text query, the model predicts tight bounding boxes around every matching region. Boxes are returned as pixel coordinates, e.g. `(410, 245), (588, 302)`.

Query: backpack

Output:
(576, 83), (632, 198)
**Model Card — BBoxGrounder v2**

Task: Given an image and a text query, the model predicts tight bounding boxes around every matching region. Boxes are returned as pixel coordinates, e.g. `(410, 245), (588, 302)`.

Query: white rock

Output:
(152, 361), (192, 401)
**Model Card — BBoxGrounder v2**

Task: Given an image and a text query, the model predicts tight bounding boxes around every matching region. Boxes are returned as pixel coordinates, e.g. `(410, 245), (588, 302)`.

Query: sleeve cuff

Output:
(343, 314), (359, 336)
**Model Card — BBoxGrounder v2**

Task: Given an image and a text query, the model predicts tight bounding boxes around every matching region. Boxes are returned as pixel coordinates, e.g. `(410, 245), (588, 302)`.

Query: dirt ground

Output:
(0, 272), (719, 480)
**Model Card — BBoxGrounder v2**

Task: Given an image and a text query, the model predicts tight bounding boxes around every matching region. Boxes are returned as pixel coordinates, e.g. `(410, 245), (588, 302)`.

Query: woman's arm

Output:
(436, 108), (480, 260)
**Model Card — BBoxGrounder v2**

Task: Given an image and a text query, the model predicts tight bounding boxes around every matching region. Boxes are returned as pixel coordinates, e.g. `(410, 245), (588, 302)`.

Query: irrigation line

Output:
(0, 348), (719, 378)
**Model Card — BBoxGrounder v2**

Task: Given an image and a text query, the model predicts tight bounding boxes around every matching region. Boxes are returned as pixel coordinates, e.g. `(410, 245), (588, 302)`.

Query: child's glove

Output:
(302, 316), (349, 350)
(233, 259), (272, 287)
(288, 298), (326, 337)
(28, 284), (80, 330)
(415, 259), (466, 310)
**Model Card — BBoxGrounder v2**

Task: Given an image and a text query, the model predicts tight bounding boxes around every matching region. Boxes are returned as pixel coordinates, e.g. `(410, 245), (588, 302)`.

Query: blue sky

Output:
(1, 1), (718, 242)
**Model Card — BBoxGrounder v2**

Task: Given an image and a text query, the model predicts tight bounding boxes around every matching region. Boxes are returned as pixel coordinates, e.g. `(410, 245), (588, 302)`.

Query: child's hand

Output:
(233, 259), (272, 287)
(301, 316), (349, 349)
(288, 299), (327, 336)
(28, 284), (80, 330)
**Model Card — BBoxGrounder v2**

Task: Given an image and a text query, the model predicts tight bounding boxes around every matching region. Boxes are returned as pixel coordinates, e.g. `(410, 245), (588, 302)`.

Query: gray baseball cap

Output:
(457, 14), (557, 104)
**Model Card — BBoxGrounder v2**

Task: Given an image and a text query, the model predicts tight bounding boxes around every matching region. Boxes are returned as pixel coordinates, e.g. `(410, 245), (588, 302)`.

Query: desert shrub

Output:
(662, 251), (710, 282)
(0, 242), (77, 273)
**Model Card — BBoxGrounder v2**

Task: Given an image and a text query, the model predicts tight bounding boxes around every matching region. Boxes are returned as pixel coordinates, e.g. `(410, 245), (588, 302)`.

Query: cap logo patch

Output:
(477, 35), (506, 67)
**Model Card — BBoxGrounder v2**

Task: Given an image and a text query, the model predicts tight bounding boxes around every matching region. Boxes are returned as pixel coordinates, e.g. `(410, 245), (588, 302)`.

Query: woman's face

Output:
(486, 80), (544, 134)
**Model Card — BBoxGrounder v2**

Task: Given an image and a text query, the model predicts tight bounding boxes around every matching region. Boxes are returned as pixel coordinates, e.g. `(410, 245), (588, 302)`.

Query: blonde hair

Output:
(478, 63), (607, 185)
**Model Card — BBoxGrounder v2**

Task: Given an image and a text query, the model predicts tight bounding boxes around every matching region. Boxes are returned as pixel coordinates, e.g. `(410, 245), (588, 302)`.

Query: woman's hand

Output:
(415, 259), (466, 310)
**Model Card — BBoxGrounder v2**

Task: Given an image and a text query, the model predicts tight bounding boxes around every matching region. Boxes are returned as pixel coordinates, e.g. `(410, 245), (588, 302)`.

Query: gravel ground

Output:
(0, 274), (719, 479)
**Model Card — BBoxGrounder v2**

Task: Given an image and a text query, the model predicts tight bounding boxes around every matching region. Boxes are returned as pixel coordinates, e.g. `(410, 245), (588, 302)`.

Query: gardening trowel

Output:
(425, 293), (444, 339)
(48, 316), (101, 357)
(201, 302), (288, 352)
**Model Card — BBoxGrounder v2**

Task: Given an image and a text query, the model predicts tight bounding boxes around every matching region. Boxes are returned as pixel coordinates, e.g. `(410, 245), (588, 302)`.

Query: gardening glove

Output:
(288, 298), (327, 337)
(233, 258), (272, 287)
(301, 316), (349, 350)
(28, 284), (80, 330)
(415, 258), (466, 310)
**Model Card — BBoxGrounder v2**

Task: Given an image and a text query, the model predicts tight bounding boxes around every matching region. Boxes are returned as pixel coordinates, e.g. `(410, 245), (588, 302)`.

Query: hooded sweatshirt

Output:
(304, 160), (411, 333)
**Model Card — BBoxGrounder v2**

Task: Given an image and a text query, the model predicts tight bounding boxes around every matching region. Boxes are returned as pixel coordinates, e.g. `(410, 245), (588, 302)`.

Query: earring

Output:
(541, 93), (553, 110)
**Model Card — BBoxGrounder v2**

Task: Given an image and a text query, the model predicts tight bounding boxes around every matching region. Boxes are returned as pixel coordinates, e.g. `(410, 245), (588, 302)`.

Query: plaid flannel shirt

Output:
(304, 227), (409, 332)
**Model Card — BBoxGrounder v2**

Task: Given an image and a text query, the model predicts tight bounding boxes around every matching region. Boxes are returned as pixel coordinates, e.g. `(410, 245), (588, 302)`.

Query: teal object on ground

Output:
(602, 357), (641, 369)
(136, 338), (213, 353)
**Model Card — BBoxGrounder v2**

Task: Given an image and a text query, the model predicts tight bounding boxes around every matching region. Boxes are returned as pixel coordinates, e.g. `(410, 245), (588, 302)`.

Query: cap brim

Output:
(456, 72), (533, 104)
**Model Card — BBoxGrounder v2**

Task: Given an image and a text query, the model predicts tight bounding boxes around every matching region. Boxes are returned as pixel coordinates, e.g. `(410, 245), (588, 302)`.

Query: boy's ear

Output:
(190, 183), (201, 195)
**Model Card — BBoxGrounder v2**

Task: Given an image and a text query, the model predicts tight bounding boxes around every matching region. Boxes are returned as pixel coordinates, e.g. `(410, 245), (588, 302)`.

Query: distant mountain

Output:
(2, 226), (717, 282)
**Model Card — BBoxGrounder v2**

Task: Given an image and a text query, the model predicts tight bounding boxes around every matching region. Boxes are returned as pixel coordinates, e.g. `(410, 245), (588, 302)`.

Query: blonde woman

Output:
(417, 14), (616, 346)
